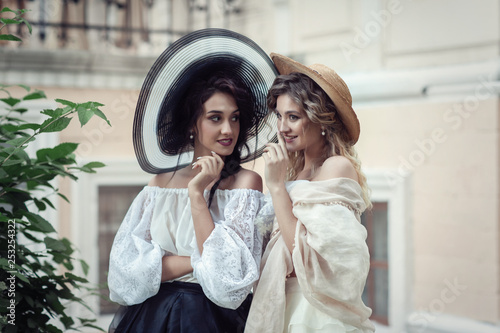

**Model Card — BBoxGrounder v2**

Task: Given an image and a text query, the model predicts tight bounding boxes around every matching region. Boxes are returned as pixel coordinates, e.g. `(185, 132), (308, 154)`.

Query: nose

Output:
(279, 119), (289, 133)
(221, 120), (232, 135)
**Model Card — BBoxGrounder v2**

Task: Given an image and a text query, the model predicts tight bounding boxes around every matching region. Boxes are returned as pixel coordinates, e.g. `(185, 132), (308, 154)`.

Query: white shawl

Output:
(245, 178), (375, 333)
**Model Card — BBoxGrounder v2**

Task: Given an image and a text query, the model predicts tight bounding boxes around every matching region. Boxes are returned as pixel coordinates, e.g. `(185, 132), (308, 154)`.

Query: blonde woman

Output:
(246, 54), (375, 333)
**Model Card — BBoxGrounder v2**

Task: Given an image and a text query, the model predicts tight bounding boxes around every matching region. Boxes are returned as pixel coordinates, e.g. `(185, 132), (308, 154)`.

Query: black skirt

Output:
(110, 281), (252, 333)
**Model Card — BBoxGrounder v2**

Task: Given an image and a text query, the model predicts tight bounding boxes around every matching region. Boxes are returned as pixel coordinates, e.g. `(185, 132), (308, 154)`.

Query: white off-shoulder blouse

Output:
(108, 186), (271, 310)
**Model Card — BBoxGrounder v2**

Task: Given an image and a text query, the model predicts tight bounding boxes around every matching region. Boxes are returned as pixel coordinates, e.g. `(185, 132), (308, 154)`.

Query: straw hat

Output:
(270, 53), (360, 144)
(133, 29), (278, 174)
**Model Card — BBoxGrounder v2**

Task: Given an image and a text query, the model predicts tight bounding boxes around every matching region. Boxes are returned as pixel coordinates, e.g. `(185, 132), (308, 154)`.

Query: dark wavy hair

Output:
(175, 73), (256, 206)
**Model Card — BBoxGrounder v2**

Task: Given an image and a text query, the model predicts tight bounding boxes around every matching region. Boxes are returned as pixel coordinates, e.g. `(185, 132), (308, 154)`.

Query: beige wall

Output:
(356, 95), (499, 322)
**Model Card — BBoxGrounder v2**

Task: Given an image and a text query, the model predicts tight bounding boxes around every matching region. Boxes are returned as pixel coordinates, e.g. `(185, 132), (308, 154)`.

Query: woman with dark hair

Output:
(245, 54), (375, 333)
(169, 73), (258, 207)
(107, 30), (277, 333)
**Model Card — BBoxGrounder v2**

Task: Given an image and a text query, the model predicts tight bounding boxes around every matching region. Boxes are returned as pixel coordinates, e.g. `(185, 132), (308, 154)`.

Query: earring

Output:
(321, 129), (325, 136)
(189, 133), (194, 140)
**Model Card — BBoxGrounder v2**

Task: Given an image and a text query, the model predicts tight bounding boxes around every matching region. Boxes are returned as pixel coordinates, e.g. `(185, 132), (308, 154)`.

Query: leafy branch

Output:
(0, 7), (31, 42)
(0, 7), (109, 333)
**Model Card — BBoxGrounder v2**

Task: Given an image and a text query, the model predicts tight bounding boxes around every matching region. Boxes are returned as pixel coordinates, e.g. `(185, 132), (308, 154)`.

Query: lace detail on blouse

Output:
(108, 187), (164, 305)
(191, 189), (270, 309)
(108, 186), (270, 309)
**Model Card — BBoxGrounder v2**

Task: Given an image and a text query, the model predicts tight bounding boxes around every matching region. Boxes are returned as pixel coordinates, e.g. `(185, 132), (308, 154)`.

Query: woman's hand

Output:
(188, 151), (222, 254)
(188, 151), (224, 194)
(263, 134), (296, 253)
(262, 133), (288, 192)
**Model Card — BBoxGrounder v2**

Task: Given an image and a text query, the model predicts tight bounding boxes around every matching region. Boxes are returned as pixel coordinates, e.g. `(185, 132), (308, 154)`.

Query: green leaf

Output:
(33, 198), (46, 211)
(0, 158), (23, 166)
(39, 117), (71, 133)
(0, 34), (22, 42)
(37, 142), (79, 162)
(41, 108), (65, 118)
(17, 123), (40, 130)
(44, 237), (68, 252)
(80, 259), (89, 275)
(55, 99), (76, 108)
(1, 123), (19, 132)
(64, 272), (88, 283)
(0, 97), (21, 107)
(62, 258), (74, 271)
(23, 91), (46, 101)
(24, 212), (55, 233)
(18, 84), (30, 91)
(61, 238), (73, 255)
(80, 101), (104, 108)
(12, 271), (29, 283)
(6, 136), (35, 147)
(42, 197), (55, 209)
(60, 315), (75, 329)
(12, 107), (28, 113)
(3, 187), (30, 195)
(0, 8), (16, 13)
(83, 161), (105, 169)
(0, 168), (8, 179)
(20, 18), (32, 34)
(0, 18), (20, 24)
(46, 290), (66, 314)
(57, 192), (70, 203)
(77, 106), (94, 127)
(1, 145), (30, 162)
(92, 108), (111, 126)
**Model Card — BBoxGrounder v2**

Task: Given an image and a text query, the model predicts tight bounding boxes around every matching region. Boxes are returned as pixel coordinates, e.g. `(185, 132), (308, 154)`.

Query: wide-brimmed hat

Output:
(270, 53), (360, 144)
(134, 28), (278, 174)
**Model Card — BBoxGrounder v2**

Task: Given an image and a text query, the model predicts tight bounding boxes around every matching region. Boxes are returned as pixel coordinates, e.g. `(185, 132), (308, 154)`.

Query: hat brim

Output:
(134, 29), (278, 173)
(270, 53), (359, 144)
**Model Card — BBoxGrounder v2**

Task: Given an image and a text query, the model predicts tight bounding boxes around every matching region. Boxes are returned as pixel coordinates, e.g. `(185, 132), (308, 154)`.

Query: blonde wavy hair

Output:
(267, 73), (372, 210)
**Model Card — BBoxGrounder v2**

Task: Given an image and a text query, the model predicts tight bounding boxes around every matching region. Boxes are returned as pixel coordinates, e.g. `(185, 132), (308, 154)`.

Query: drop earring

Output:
(321, 129), (325, 136)
(189, 132), (194, 140)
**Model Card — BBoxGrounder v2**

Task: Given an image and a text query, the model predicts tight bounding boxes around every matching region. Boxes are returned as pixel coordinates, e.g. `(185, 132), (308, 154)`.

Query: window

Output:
(98, 185), (143, 315)
(362, 202), (389, 325)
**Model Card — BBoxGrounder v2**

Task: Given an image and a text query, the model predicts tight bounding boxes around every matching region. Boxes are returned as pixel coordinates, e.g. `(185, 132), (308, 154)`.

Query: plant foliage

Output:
(0, 7), (109, 333)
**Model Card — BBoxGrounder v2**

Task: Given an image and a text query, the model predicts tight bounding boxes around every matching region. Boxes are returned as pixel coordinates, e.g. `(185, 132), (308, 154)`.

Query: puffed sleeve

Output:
(290, 179), (374, 330)
(108, 187), (164, 306)
(191, 189), (270, 309)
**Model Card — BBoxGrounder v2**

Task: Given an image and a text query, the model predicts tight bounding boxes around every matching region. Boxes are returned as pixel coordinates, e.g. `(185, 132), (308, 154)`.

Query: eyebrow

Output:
(276, 110), (300, 115)
(206, 110), (240, 114)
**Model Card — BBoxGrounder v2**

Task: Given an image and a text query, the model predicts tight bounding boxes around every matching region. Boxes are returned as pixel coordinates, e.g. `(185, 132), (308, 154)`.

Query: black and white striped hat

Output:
(133, 28), (278, 174)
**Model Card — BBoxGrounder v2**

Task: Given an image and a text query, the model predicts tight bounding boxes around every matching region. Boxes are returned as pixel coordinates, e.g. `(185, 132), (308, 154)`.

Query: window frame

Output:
(69, 159), (151, 326)
(364, 169), (411, 333)
(363, 201), (390, 325)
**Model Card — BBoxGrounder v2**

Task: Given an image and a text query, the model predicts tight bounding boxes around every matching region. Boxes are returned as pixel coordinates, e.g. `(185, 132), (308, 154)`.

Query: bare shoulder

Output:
(314, 156), (358, 182)
(231, 168), (263, 192)
(148, 172), (175, 187)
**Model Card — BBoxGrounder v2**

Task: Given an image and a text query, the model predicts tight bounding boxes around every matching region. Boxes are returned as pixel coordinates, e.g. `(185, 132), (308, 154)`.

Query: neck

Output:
(302, 147), (324, 171)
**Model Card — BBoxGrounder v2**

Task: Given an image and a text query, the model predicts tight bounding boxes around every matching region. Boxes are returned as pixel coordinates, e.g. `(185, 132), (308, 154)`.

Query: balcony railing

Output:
(1, 0), (243, 54)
